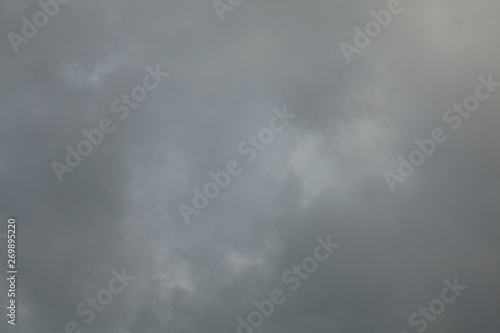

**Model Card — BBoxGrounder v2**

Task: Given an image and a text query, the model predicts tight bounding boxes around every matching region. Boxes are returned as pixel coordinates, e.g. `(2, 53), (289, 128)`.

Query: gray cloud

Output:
(0, 0), (499, 333)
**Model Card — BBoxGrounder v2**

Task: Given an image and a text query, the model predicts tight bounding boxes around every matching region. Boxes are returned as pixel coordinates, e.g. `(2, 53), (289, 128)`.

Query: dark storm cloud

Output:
(0, 1), (499, 333)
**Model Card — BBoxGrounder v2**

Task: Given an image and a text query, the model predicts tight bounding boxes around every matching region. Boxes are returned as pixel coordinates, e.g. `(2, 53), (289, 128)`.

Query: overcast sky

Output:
(1, 0), (499, 333)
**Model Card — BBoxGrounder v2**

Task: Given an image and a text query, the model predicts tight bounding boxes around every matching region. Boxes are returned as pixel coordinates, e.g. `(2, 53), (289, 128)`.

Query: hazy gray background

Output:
(1, 0), (499, 332)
